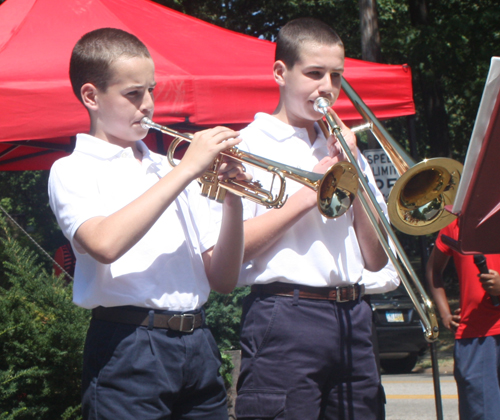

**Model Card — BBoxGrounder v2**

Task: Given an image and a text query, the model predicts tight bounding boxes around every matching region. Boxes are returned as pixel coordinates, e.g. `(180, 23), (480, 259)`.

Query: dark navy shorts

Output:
(235, 292), (383, 420)
(454, 334), (500, 420)
(81, 312), (228, 420)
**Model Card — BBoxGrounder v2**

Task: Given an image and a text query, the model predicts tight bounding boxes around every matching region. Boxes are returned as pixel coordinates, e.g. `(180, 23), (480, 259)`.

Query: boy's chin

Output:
(131, 126), (149, 141)
(306, 111), (323, 123)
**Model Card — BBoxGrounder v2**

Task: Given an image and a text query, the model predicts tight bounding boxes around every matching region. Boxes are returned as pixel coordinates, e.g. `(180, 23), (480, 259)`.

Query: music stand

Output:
(442, 57), (500, 254)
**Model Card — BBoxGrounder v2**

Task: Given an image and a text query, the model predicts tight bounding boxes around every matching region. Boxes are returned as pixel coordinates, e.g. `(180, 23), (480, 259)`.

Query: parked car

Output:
(370, 285), (429, 374)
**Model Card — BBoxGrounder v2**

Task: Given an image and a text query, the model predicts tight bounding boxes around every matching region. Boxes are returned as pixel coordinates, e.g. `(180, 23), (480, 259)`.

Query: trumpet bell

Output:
(388, 158), (463, 236)
(318, 162), (358, 218)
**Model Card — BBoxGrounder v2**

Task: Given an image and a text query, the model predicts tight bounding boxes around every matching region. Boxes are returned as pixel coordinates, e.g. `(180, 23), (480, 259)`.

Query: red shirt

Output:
(436, 219), (500, 339)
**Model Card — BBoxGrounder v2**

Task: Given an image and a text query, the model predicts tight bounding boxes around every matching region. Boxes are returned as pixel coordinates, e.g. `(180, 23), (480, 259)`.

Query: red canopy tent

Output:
(0, 0), (415, 171)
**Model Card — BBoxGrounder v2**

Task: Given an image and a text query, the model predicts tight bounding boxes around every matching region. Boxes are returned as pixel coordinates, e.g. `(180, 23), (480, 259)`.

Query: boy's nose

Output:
(319, 76), (335, 93)
(142, 91), (154, 111)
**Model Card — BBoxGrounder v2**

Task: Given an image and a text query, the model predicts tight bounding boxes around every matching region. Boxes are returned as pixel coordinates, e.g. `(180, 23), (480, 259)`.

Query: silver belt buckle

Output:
(170, 314), (196, 333)
(180, 314), (196, 332)
(336, 286), (352, 303)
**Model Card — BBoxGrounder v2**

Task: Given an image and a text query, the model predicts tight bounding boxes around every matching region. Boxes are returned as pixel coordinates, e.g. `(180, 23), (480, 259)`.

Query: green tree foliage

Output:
(0, 171), (66, 265)
(156, 0), (500, 164)
(204, 287), (250, 386)
(157, 0), (361, 50)
(205, 287), (249, 350)
(375, 0), (500, 160)
(0, 215), (89, 420)
(0, 171), (67, 292)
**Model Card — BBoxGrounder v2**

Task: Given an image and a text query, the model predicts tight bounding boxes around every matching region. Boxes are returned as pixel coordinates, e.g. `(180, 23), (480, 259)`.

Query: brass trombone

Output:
(141, 117), (359, 219)
(340, 79), (463, 236)
(314, 95), (440, 341)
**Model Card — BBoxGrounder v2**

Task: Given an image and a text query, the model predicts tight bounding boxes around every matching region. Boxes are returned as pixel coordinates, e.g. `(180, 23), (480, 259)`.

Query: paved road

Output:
(382, 371), (458, 420)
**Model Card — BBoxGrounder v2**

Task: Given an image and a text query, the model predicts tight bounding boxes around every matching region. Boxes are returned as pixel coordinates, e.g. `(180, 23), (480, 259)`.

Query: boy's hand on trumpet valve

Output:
(218, 157), (253, 182)
(180, 126), (241, 179)
(326, 108), (358, 161)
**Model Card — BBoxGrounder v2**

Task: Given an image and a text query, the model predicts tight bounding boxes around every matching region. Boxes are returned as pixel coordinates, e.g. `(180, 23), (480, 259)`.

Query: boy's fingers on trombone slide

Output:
(327, 107), (357, 160)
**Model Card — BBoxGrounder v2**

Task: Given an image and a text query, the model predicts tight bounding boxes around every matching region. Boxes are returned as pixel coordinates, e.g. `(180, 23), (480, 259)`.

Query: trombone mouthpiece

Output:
(314, 97), (331, 113)
(140, 117), (154, 130)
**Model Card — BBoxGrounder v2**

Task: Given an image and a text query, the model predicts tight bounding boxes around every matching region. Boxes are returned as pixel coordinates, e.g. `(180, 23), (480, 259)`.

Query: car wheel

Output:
(380, 353), (418, 374)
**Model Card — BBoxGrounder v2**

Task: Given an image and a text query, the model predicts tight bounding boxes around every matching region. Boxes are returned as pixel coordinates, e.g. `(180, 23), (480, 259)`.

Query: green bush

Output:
(205, 287), (249, 350)
(205, 287), (249, 387)
(0, 216), (90, 420)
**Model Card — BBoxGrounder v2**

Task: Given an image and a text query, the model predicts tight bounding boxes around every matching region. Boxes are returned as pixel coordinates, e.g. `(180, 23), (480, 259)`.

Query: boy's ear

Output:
(273, 60), (287, 87)
(80, 83), (99, 111)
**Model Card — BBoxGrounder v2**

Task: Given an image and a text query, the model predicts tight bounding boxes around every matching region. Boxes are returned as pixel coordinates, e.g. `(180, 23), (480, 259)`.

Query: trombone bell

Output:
(338, 78), (464, 236)
(388, 158), (463, 236)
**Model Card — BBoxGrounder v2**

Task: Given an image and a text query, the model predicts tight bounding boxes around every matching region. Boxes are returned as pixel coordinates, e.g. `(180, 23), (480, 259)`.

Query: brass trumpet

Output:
(314, 95), (439, 341)
(141, 117), (359, 219)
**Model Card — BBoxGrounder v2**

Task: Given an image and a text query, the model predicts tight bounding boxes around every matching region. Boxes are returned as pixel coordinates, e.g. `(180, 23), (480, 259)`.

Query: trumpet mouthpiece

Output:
(314, 97), (331, 113)
(140, 117), (154, 130)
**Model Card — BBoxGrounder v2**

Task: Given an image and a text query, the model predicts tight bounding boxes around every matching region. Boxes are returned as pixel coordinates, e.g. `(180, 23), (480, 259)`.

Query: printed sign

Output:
(363, 149), (399, 201)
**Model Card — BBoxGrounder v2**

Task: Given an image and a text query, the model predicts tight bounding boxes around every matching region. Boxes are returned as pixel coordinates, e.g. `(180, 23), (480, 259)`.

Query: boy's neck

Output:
(272, 106), (318, 145)
(88, 127), (143, 162)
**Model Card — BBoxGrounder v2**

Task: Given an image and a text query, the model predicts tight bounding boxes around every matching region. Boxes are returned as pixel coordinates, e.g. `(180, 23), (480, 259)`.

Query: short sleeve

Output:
(434, 219), (457, 256)
(48, 156), (106, 254)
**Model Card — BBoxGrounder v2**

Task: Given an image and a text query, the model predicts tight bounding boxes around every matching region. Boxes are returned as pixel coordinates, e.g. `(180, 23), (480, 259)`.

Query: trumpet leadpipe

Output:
(141, 117), (359, 219)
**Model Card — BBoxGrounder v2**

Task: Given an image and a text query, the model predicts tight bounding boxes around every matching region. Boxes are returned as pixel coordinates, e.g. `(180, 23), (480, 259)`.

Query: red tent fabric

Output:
(0, 0), (415, 170)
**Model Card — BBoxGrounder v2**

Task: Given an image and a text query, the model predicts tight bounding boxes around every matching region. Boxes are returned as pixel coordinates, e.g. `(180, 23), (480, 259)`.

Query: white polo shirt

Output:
(48, 134), (219, 310)
(238, 113), (399, 293)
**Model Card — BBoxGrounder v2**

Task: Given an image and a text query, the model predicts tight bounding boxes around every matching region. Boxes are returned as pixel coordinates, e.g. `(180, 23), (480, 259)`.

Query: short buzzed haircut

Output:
(275, 18), (344, 68)
(69, 28), (151, 103)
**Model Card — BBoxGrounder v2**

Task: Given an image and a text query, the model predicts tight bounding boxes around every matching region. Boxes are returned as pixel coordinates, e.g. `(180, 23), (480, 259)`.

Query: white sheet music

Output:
(453, 57), (500, 214)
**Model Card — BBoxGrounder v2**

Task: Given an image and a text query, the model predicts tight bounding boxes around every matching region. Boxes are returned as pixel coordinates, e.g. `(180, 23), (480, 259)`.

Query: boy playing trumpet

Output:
(49, 27), (249, 420)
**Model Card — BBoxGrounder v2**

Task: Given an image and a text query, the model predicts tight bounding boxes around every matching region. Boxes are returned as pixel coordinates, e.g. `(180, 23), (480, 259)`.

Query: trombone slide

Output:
(314, 97), (439, 341)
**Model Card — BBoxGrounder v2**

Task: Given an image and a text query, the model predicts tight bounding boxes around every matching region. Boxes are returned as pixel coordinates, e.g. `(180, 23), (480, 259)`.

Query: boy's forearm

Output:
(425, 248), (452, 320)
(427, 272), (456, 329)
(204, 194), (245, 294)
(431, 285), (452, 320)
(352, 191), (388, 272)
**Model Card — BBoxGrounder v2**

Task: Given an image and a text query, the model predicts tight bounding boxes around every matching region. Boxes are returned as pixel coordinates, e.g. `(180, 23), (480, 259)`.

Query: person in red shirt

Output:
(426, 218), (500, 420)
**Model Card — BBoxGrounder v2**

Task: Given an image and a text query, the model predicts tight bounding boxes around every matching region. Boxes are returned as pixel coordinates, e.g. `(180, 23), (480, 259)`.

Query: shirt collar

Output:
(74, 134), (134, 160)
(74, 133), (164, 174)
(253, 113), (326, 147)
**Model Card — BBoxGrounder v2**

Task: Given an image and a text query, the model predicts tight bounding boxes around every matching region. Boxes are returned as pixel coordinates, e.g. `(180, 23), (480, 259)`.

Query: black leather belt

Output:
(251, 282), (365, 302)
(92, 306), (203, 333)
